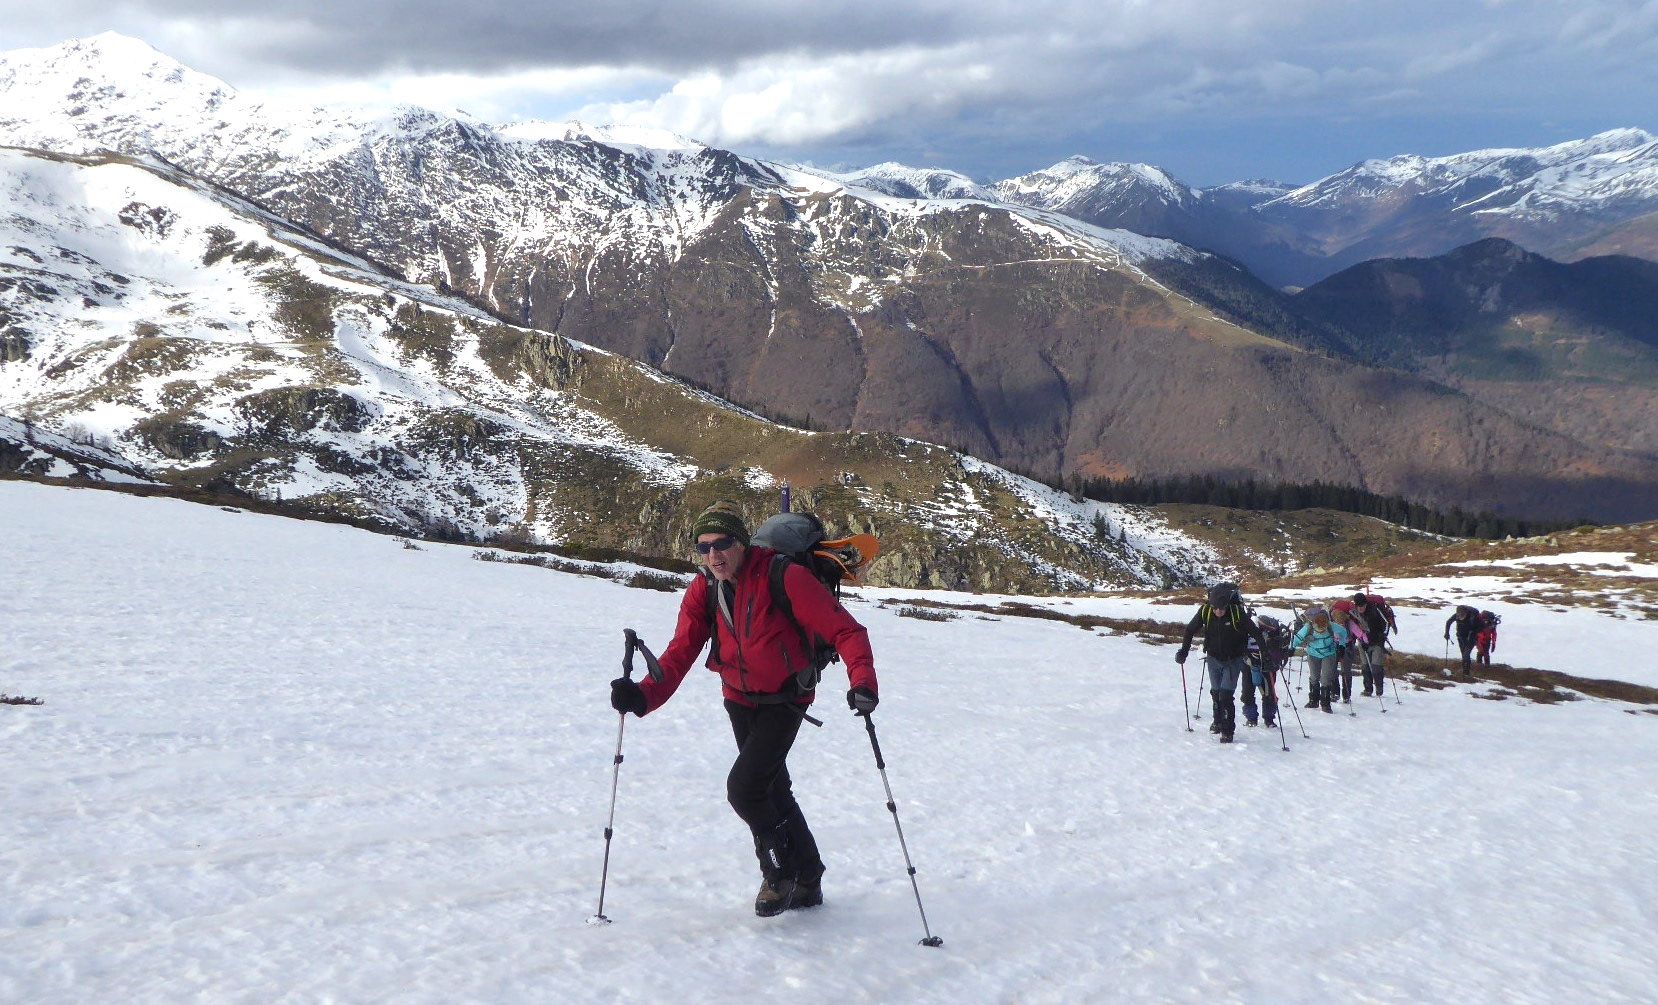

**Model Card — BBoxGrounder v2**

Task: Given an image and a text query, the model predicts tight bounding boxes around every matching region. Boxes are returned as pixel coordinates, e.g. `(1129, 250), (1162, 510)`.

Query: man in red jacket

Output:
(609, 501), (879, 917)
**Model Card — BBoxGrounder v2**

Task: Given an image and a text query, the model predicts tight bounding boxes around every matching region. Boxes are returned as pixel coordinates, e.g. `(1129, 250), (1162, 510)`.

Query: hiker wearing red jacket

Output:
(1475, 611), (1500, 669)
(609, 501), (879, 918)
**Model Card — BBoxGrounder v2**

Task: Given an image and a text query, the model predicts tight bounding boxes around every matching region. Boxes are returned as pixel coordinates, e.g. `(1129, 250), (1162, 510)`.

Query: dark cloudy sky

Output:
(3, 0), (1654, 185)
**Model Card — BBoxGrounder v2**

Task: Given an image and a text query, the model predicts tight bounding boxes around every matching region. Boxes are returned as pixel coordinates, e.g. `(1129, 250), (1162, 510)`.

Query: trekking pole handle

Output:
(622, 628), (665, 684)
(864, 714), (886, 770)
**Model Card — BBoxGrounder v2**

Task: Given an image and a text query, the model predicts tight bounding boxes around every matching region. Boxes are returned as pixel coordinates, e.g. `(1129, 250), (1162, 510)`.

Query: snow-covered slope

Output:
(4, 480), (1656, 1003)
(0, 145), (697, 539)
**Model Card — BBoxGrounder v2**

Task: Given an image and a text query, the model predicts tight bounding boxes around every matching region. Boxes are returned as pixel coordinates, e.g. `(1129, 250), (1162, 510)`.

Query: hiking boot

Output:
(1361, 687), (1373, 697)
(1208, 718), (1221, 734)
(755, 876), (800, 917)
(1219, 731), (1234, 743)
(752, 822), (799, 918)
(794, 878), (823, 909)
(1320, 699), (1333, 713)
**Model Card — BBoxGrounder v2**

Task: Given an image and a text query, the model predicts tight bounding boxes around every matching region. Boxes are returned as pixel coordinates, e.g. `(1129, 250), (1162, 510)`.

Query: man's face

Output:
(697, 533), (747, 582)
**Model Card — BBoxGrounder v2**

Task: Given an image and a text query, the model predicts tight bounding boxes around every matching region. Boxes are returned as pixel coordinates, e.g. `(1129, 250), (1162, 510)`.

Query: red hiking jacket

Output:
(640, 546), (877, 713)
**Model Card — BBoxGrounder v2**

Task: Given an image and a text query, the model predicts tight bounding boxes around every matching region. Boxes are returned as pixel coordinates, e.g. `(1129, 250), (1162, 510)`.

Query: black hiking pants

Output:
(725, 699), (825, 884)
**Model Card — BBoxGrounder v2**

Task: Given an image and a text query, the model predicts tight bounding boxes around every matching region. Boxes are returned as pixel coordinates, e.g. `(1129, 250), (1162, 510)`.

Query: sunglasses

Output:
(695, 535), (739, 555)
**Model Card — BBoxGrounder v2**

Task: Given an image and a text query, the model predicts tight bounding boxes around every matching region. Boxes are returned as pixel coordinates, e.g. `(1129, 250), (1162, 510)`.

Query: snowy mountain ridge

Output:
(4, 34), (1655, 525)
(1268, 127), (1658, 219)
(828, 163), (994, 202)
(0, 33), (1202, 310)
(0, 143), (1251, 590)
(994, 156), (1198, 211)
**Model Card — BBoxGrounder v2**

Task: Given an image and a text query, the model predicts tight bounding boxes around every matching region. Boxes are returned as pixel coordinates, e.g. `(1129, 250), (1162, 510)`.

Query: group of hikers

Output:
(1175, 583), (1504, 743)
(1175, 584), (1399, 742)
(602, 499), (1507, 925)
(1446, 603), (1501, 675)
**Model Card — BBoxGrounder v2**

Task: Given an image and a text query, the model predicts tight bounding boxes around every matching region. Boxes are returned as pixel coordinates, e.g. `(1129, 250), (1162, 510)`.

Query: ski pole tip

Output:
(920, 936), (944, 948)
(586, 914), (613, 926)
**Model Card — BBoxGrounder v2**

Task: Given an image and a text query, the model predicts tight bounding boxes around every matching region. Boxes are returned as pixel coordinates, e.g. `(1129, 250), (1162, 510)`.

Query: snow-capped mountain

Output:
(995, 156), (1199, 214)
(832, 163), (993, 201)
(3, 34), (1656, 524)
(1271, 128), (1658, 219)
(988, 131), (1658, 288)
(0, 143), (1268, 590)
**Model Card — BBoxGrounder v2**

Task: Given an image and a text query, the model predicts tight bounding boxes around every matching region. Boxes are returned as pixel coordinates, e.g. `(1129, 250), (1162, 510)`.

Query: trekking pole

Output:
(1279, 664), (1308, 738)
(862, 715), (944, 948)
(589, 629), (664, 925)
(1362, 646), (1385, 713)
(1179, 661), (1194, 733)
(1270, 659), (1290, 751)
(1193, 672), (1206, 723)
(1344, 646), (1358, 717)
(1386, 646), (1399, 709)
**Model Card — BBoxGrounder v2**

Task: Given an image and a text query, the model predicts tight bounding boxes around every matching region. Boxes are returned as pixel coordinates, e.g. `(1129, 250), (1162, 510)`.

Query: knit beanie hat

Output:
(690, 500), (749, 545)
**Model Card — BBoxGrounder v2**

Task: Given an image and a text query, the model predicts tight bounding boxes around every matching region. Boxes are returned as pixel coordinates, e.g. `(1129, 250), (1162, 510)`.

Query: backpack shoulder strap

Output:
(768, 553), (798, 623)
(702, 568), (727, 664)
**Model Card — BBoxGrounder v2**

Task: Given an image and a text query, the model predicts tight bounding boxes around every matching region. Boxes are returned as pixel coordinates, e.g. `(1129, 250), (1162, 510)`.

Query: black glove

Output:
(1443, 632), (1450, 641)
(610, 676), (646, 717)
(847, 687), (878, 717)
(1175, 648), (1189, 665)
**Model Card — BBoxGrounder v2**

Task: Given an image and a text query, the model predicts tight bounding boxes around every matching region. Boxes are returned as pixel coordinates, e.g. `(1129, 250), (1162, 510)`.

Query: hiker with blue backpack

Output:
(608, 500), (879, 917)
(1293, 605), (1349, 714)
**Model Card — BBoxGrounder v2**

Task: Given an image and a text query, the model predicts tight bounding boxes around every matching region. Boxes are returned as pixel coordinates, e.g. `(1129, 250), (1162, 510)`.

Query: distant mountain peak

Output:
(1, 31), (230, 91)
(833, 162), (991, 200)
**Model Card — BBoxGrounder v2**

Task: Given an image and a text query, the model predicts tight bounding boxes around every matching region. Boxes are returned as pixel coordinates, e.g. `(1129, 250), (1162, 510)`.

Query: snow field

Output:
(3, 480), (1656, 1003)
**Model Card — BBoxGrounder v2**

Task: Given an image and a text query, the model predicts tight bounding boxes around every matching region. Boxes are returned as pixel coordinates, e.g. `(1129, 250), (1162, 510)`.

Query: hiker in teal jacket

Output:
(1293, 606), (1349, 714)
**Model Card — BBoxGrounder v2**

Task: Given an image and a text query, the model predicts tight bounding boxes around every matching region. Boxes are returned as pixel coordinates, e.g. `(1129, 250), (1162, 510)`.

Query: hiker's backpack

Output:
(1479, 610), (1502, 630)
(1254, 615), (1292, 670)
(703, 512), (879, 697)
(1364, 593), (1398, 631)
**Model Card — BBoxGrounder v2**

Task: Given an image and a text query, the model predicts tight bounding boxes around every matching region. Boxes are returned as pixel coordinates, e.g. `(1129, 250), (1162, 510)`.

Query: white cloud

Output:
(3, 0), (1652, 177)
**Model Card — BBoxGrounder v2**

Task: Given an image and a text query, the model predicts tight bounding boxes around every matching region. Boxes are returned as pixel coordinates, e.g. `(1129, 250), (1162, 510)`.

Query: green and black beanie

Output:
(690, 499), (749, 545)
